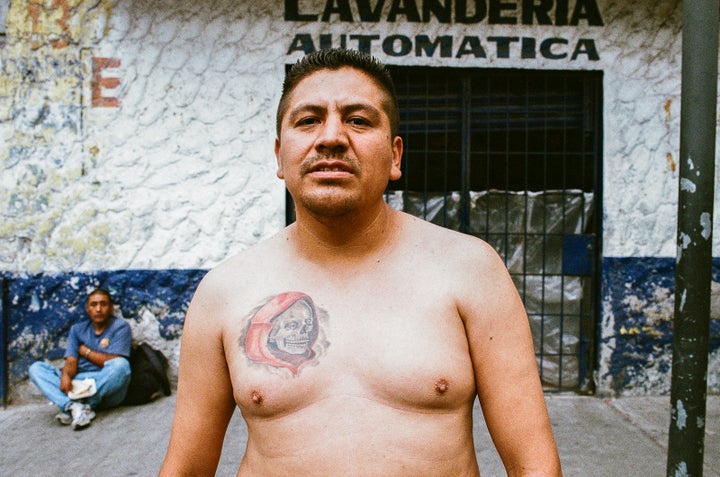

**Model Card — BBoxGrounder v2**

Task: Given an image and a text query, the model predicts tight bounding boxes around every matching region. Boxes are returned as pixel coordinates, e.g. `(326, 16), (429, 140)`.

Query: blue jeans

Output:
(29, 358), (131, 412)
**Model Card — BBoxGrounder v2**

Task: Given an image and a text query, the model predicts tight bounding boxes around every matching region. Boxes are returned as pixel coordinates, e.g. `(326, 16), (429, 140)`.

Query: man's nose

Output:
(315, 115), (348, 154)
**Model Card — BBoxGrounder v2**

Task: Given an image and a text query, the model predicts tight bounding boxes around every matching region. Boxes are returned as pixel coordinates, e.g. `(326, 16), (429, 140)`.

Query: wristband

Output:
(85, 348), (92, 358)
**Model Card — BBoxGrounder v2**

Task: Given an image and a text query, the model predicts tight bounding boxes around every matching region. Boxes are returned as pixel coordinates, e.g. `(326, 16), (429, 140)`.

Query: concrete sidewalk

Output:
(1, 394), (718, 476)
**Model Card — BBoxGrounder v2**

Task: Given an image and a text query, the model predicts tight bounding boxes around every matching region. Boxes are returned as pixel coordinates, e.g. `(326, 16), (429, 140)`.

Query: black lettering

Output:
(521, 36), (536, 58)
(456, 36), (487, 57)
(488, 36), (519, 57)
(570, 0), (604, 26)
(285, 0), (318, 21)
(320, 33), (333, 49)
(287, 34), (601, 63)
(571, 38), (600, 60)
(488, 0), (517, 24)
(357, 0), (386, 21)
(456, 0), (487, 23)
(287, 34), (316, 54)
(388, 0), (422, 21)
(540, 37), (568, 59)
(319, 33), (348, 49)
(522, 0), (552, 25)
(383, 34), (413, 55)
(322, 0), (354, 21)
(555, 0), (568, 25)
(416, 35), (453, 56)
(423, 0), (452, 22)
(350, 34), (380, 53)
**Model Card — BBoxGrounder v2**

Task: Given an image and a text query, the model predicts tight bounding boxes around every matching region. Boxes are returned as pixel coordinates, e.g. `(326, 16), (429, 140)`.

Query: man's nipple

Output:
(434, 378), (450, 395)
(251, 390), (264, 405)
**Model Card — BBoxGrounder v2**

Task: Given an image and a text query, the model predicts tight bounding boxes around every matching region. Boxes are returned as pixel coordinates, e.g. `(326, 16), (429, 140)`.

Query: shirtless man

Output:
(160, 48), (561, 476)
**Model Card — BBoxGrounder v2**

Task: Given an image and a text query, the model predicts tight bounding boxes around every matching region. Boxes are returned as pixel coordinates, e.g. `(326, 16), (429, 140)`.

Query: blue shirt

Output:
(65, 316), (132, 373)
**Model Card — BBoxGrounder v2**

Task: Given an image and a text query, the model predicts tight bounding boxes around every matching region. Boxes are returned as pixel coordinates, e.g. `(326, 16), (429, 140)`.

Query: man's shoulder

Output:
(109, 316), (132, 332)
(193, 232), (289, 302)
(210, 231), (288, 275)
(397, 211), (495, 255)
(393, 212), (508, 283)
(69, 319), (92, 334)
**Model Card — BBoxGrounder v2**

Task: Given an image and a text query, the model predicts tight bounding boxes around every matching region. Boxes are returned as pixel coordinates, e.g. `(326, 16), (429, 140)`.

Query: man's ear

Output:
(274, 138), (284, 179)
(389, 135), (403, 181)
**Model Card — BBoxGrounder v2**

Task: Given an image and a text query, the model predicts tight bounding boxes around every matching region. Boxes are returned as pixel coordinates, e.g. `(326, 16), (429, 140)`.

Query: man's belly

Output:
(237, 393), (480, 477)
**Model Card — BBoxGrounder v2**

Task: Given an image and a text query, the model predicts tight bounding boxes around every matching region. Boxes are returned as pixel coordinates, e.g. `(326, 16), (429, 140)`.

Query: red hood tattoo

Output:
(244, 291), (319, 376)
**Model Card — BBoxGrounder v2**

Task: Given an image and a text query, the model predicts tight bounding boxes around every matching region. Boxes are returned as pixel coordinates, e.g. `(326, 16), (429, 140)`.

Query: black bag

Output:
(122, 342), (171, 405)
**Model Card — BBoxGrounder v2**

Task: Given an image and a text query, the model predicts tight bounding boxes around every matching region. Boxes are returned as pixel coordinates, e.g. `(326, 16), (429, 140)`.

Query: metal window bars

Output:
(387, 67), (602, 392)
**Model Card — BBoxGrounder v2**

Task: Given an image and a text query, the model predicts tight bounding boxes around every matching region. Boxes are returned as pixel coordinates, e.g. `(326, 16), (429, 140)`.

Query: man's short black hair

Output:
(88, 288), (113, 304)
(276, 48), (399, 138)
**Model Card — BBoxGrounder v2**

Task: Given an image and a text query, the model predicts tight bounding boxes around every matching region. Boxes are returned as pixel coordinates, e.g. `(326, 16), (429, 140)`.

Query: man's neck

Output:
(92, 319), (111, 335)
(290, 203), (399, 264)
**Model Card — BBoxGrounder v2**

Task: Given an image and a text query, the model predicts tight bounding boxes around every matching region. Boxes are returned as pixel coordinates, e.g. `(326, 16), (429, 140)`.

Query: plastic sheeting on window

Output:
(387, 190), (594, 389)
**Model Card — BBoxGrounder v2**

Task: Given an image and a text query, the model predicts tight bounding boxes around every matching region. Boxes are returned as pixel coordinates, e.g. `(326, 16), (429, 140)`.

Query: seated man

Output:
(29, 288), (132, 430)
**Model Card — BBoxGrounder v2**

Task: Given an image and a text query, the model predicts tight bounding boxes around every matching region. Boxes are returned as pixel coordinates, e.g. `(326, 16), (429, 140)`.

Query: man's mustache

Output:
(299, 154), (361, 175)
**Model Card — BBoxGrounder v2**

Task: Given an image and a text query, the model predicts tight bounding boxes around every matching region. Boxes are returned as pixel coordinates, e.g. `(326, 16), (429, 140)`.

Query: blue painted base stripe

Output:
(601, 257), (720, 393)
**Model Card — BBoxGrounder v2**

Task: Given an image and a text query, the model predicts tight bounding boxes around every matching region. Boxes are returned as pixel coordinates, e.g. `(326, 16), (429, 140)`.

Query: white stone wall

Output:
(2, 0), (717, 273)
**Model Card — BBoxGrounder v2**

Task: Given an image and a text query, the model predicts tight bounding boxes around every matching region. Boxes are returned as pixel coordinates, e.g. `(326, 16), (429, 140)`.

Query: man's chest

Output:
(222, 287), (477, 418)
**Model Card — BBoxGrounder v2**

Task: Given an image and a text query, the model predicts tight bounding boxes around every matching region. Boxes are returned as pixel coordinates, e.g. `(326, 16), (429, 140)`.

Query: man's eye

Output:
(348, 117), (369, 126)
(297, 117), (319, 126)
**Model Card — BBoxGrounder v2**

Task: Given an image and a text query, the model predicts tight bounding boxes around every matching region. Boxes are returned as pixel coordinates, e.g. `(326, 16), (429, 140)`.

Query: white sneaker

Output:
(54, 411), (71, 425)
(68, 402), (96, 430)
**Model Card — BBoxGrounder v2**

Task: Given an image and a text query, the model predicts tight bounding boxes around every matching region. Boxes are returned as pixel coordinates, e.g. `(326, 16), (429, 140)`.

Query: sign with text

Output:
(284, 0), (604, 61)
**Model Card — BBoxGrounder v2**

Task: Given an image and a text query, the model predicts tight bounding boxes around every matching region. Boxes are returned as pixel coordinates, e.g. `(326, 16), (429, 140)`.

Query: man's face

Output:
(274, 67), (403, 219)
(85, 292), (113, 326)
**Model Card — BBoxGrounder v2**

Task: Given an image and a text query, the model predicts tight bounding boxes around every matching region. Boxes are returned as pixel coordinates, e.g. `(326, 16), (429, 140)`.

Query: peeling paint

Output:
(620, 325), (641, 335)
(600, 258), (720, 395)
(676, 399), (687, 429)
(1, 0), (122, 274)
(680, 178), (696, 193)
(700, 212), (711, 240)
(679, 288), (686, 312)
(7, 0), (116, 49)
(677, 232), (691, 263)
(29, 293), (40, 312)
(664, 98), (672, 122)
(666, 152), (676, 172)
(672, 461), (688, 477)
(679, 232), (691, 249)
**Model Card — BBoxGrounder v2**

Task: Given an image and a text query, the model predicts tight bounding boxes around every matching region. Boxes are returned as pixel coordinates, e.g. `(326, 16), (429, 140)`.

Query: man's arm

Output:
(60, 356), (78, 394)
(61, 325), (81, 393)
(78, 343), (121, 366)
(79, 319), (133, 366)
(159, 275), (236, 476)
(459, 240), (562, 476)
